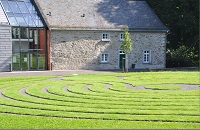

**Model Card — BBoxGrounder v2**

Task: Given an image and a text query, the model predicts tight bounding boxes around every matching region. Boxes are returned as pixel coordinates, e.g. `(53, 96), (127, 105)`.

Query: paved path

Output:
(0, 67), (198, 77)
(0, 70), (117, 77)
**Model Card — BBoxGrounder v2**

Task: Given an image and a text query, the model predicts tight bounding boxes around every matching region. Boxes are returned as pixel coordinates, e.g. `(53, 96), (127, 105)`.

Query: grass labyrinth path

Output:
(0, 72), (199, 129)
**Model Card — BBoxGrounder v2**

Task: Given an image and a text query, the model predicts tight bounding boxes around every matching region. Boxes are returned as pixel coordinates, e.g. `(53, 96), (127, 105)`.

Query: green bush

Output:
(166, 45), (199, 68)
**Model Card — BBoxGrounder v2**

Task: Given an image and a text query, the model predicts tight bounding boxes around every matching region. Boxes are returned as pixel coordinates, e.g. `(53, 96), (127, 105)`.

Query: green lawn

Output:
(0, 72), (199, 129)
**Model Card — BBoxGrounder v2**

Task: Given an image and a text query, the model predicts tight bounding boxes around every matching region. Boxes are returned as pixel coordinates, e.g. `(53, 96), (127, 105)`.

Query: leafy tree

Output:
(146, 0), (199, 67)
(121, 26), (133, 72)
(167, 45), (198, 67)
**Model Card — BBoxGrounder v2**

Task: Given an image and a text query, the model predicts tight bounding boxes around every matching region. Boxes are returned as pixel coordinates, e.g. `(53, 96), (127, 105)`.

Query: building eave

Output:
(49, 26), (169, 33)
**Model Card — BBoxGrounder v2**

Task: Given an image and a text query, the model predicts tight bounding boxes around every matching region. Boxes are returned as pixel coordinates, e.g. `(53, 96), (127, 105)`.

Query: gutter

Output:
(49, 27), (169, 33)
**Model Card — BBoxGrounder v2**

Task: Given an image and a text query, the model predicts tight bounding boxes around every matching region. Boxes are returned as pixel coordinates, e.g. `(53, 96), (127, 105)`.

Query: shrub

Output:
(166, 45), (199, 67)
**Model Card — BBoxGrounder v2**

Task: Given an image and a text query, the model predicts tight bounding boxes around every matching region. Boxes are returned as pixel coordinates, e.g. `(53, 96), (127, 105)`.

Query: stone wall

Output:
(51, 30), (167, 70)
(0, 24), (12, 72)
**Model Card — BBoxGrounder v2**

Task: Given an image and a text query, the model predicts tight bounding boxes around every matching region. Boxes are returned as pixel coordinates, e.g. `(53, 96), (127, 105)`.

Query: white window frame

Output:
(100, 53), (109, 63)
(143, 50), (151, 63)
(119, 50), (125, 54)
(102, 33), (110, 41)
(120, 33), (125, 41)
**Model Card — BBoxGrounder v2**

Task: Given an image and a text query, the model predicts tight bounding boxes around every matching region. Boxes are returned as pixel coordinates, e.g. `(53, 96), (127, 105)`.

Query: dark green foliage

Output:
(146, 0), (199, 67)
(166, 46), (199, 67)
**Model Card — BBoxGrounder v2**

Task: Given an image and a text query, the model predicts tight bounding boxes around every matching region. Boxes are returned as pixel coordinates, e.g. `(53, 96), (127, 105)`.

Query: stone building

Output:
(0, 0), (168, 72)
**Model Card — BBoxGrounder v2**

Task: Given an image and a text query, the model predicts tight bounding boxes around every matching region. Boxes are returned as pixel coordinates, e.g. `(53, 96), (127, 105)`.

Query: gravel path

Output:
(105, 84), (112, 90)
(179, 84), (200, 90)
(125, 84), (135, 89)
(133, 86), (147, 90)
(0, 88), (7, 98)
(62, 86), (70, 92)
(41, 87), (50, 94)
(117, 76), (127, 80)
(19, 87), (30, 96)
(47, 76), (63, 81)
(130, 84), (200, 91)
(0, 70), (116, 77)
(83, 85), (92, 90)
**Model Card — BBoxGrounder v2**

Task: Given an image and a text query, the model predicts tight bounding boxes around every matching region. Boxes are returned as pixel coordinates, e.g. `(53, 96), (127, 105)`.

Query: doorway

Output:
(13, 51), (45, 71)
(11, 27), (47, 71)
(119, 50), (126, 69)
(21, 52), (29, 70)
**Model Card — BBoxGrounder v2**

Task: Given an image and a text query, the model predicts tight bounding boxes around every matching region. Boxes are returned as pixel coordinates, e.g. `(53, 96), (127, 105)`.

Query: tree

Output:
(121, 26), (133, 72)
(166, 45), (198, 67)
(146, 0), (199, 67)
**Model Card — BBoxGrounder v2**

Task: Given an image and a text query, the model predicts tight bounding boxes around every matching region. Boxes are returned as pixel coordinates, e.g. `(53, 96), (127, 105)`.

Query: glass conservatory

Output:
(0, 0), (48, 71)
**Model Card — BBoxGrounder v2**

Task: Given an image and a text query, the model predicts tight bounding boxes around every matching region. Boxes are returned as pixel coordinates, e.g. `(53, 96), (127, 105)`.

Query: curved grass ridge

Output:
(0, 72), (199, 129)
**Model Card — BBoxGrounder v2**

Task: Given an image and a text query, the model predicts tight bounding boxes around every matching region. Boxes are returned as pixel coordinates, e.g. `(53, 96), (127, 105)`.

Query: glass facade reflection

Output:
(0, 0), (44, 27)
(11, 27), (47, 71)
(0, 0), (47, 71)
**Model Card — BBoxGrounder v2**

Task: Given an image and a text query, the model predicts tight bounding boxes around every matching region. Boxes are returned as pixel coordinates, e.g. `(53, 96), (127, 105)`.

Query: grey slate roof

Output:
(34, 0), (168, 31)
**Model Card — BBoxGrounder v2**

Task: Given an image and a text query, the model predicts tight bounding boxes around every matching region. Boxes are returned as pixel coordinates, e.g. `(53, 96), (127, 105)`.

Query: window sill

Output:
(102, 39), (111, 42)
(100, 62), (109, 64)
(143, 62), (151, 64)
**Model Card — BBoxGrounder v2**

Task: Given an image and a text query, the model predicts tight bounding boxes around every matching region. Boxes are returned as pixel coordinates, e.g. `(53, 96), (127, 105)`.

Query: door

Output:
(38, 53), (46, 70)
(21, 53), (29, 70)
(119, 54), (126, 69)
(29, 52), (37, 70)
(20, 52), (45, 71)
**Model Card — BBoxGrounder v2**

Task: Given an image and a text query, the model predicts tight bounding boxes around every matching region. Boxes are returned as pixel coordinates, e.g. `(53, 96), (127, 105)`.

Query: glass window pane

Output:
(12, 41), (20, 53)
(29, 28), (33, 38)
(15, 13), (27, 26)
(33, 29), (38, 45)
(25, 2), (35, 13)
(1, 0), (12, 12)
(37, 19), (44, 27)
(8, 1), (20, 13)
(31, 13), (44, 27)
(7, 12), (18, 26)
(105, 54), (108, 61)
(23, 13), (36, 27)
(17, 1), (29, 13)
(12, 27), (20, 39)
(20, 28), (28, 39)
(12, 53), (21, 71)
(101, 54), (104, 62)
(31, 13), (38, 20)
(1, 0), (45, 27)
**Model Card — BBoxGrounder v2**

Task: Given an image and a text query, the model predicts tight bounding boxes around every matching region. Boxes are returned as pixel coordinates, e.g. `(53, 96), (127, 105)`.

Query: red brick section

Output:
(38, 29), (52, 70)
(39, 29), (46, 55)
(47, 30), (52, 70)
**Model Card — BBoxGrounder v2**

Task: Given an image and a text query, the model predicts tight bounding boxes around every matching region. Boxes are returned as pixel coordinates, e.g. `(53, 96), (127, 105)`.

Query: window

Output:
(101, 53), (109, 63)
(102, 33), (110, 41)
(12, 28), (20, 39)
(0, 0), (45, 27)
(119, 50), (125, 54)
(120, 33), (124, 41)
(143, 50), (151, 63)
